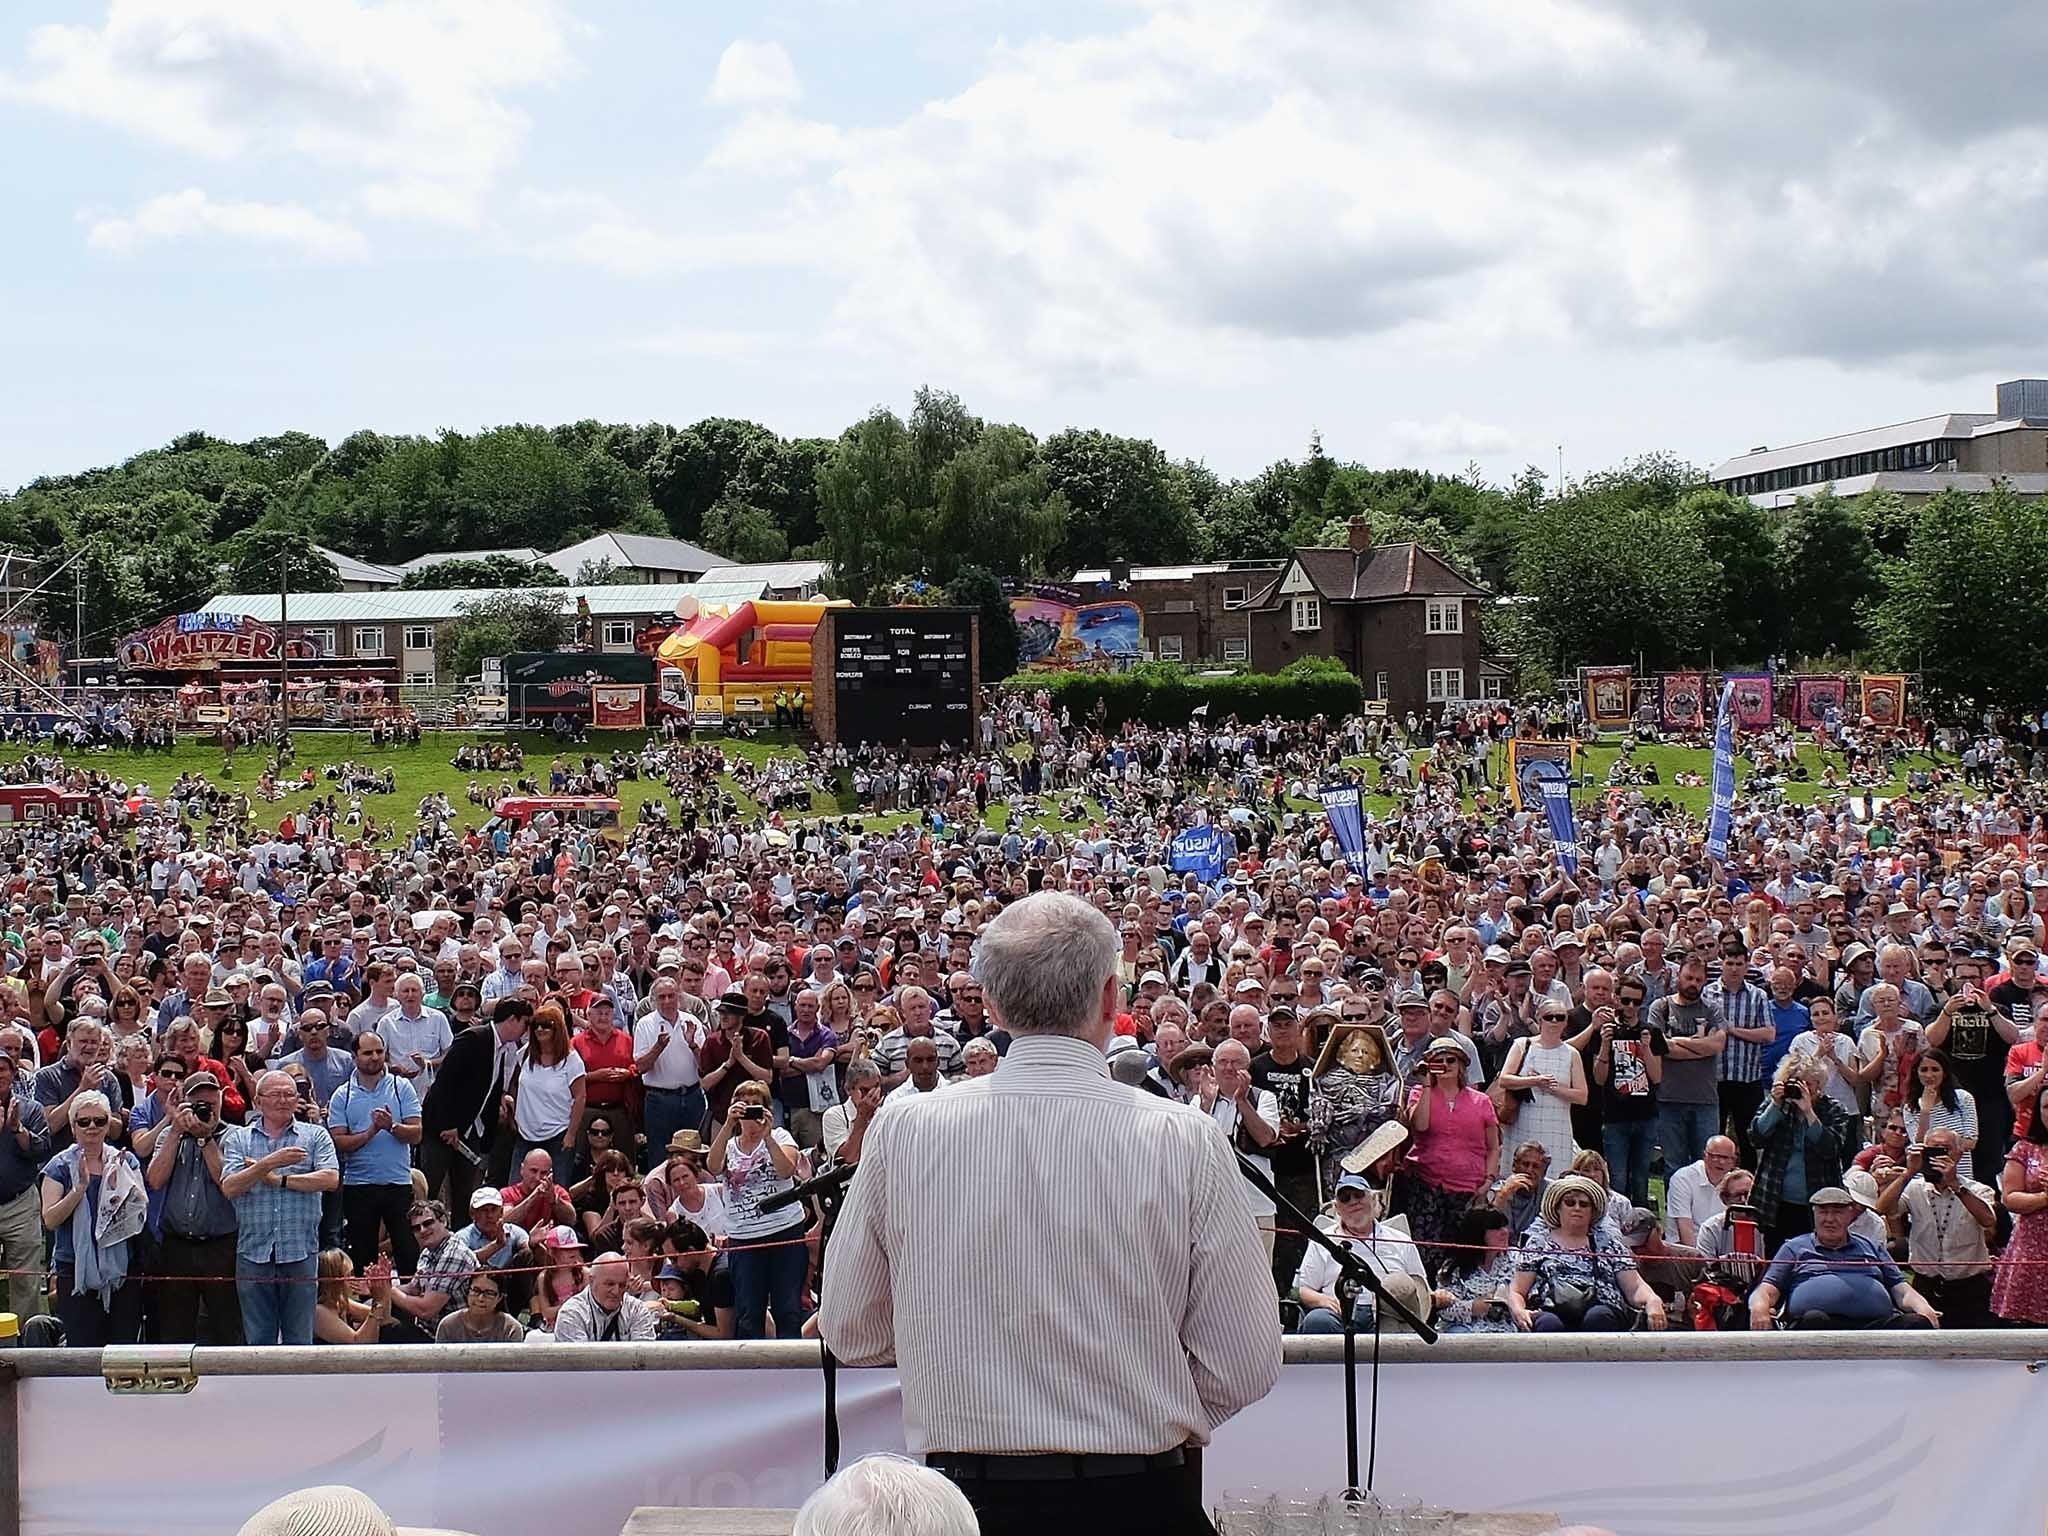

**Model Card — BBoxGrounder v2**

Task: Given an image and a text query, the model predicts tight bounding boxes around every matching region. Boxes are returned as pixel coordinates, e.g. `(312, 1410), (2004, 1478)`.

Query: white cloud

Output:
(1387, 415), (1516, 461)
(707, 39), (801, 106)
(6, 0), (577, 224)
(85, 188), (369, 259)
(541, 0), (2048, 407)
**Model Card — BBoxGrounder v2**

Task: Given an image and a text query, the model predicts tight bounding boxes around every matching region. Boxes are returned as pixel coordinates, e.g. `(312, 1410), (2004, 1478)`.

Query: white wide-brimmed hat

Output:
(236, 1486), (477, 1536)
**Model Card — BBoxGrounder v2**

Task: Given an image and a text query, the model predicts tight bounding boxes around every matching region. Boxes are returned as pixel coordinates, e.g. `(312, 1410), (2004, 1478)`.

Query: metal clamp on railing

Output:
(100, 1345), (197, 1396)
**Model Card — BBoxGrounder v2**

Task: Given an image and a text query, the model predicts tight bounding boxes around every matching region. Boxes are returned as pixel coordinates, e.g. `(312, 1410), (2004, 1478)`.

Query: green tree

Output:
(435, 590), (571, 683)
(1776, 489), (1880, 659)
(930, 424), (1065, 582)
(1874, 484), (2048, 715)
(221, 523), (345, 598)
(646, 418), (779, 540)
(1681, 487), (1781, 661)
(701, 500), (789, 564)
(1513, 495), (1715, 671)
(947, 564), (1021, 682)
(815, 409), (926, 602)
(1198, 460), (1297, 562)
(1041, 429), (1196, 572)
(400, 556), (563, 590)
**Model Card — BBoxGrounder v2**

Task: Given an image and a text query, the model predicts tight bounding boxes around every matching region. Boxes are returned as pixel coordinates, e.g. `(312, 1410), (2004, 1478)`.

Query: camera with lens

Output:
(1783, 1082), (1803, 1102)
(191, 1101), (215, 1125)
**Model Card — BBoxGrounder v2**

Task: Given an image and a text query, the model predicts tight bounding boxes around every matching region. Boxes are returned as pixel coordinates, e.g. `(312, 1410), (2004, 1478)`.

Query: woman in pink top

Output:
(1396, 1037), (1501, 1277)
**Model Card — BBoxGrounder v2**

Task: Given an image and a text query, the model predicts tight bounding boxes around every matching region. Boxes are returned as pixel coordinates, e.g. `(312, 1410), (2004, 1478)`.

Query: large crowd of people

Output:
(4, 694), (2048, 1350)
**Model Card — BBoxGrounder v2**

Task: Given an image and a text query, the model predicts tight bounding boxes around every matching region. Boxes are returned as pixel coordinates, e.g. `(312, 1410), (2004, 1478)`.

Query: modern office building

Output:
(1713, 379), (2048, 508)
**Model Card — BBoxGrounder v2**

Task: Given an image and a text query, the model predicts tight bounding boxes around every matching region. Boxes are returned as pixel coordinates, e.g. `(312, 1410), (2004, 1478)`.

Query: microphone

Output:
(759, 1159), (859, 1214)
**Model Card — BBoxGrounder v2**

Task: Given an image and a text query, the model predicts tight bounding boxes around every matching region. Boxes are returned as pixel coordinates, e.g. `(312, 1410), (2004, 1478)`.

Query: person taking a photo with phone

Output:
(1749, 1055), (1860, 1252)
(710, 1079), (807, 1339)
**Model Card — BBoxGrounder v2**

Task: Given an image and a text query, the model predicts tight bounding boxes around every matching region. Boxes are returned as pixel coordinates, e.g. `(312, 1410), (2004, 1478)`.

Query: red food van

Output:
(0, 784), (97, 827)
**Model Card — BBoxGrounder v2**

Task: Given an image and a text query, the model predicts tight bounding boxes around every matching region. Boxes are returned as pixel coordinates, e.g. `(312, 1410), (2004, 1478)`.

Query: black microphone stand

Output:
(768, 1158), (862, 1475)
(1235, 1152), (1435, 1499)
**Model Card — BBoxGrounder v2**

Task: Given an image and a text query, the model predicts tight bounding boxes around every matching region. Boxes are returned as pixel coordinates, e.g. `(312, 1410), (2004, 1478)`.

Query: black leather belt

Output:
(927, 1447), (1189, 1481)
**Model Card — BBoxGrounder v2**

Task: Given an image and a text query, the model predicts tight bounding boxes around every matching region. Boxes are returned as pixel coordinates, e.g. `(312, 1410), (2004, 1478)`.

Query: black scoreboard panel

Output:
(831, 608), (974, 748)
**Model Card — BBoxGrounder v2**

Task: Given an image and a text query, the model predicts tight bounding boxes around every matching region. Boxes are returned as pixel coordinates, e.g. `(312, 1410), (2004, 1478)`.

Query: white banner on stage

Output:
(20, 1359), (2048, 1535)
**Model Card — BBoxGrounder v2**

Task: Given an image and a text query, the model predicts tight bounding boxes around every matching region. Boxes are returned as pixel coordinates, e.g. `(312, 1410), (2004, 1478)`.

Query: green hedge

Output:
(1006, 658), (1362, 728)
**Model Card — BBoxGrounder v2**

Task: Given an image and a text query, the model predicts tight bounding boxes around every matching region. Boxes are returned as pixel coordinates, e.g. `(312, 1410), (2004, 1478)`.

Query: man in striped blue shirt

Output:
(1705, 942), (1776, 1165)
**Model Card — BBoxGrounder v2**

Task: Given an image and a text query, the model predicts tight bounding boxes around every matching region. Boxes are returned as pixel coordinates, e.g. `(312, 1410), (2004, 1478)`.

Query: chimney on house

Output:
(1347, 516), (1372, 555)
(1108, 559), (1132, 588)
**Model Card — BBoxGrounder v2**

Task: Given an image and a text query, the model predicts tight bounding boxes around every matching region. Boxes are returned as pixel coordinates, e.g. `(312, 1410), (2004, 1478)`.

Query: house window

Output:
(301, 628), (335, 658)
(1222, 585), (1249, 610)
(1291, 597), (1321, 632)
(601, 620), (636, 647)
(1156, 635), (1184, 660)
(1427, 668), (1465, 702)
(1481, 673), (1506, 700)
(1374, 671), (1388, 701)
(352, 626), (385, 658)
(1164, 599), (1195, 614)
(1425, 598), (1463, 634)
(403, 625), (434, 653)
(405, 670), (435, 688)
(1223, 636), (1248, 662)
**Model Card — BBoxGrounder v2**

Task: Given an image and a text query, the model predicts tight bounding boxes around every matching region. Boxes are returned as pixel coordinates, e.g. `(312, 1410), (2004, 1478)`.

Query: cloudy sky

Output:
(5, 0), (2045, 492)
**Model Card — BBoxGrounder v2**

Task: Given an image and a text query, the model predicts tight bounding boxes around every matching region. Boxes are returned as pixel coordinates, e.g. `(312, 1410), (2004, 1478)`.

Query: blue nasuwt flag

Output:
(1168, 825), (1225, 881)
(1537, 777), (1579, 875)
(1317, 783), (1366, 866)
(1706, 678), (1737, 865)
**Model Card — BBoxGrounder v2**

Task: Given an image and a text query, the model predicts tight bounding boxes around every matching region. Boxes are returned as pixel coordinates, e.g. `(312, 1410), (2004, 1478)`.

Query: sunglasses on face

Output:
(410, 1219), (438, 1233)
(72, 1116), (109, 1129)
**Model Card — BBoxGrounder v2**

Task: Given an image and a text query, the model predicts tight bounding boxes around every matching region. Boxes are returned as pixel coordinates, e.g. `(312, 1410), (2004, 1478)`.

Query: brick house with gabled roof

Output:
(1246, 518), (1491, 716)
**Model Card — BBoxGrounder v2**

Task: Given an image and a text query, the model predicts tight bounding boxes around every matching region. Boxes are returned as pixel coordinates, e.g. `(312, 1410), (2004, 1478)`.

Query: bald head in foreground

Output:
(821, 890), (1282, 1536)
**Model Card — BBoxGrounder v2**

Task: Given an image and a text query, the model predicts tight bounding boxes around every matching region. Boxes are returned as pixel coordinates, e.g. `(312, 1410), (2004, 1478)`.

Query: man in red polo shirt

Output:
(571, 993), (638, 1149)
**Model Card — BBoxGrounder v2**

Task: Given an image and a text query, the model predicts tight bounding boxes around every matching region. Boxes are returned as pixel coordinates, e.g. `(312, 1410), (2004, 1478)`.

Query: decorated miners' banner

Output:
(591, 684), (646, 730)
(1795, 676), (1847, 730)
(1723, 671), (1774, 730)
(1861, 674), (1907, 726)
(1506, 738), (1576, 810)
(1660, 672), (1705, 729)
(1580, 665), (1633, 730)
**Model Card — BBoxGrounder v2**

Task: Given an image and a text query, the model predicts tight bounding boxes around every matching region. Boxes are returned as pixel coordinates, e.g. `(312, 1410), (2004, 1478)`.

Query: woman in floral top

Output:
(1511, 1175), (1668, 1332)
(1435, 1206), (1527, 1334)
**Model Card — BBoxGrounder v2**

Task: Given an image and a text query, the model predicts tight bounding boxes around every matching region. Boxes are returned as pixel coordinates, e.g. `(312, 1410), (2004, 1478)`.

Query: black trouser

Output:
(929, 1449), (1210, 1536)
(418, 1134), (484, 1218)
(1270, 1169), (1319, 1300)
(344, 1183), (420, 1274)
(152, 1232), (244, 1346)
(55, 1265), (144, 1348)
(1916, 1271), (1994, 1330)
(1720, 1079), (1765, 1166)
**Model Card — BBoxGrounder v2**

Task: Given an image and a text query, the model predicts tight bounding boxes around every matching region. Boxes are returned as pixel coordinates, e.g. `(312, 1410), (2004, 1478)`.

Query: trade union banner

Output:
(1659, 671), (1705, 728)
(116, 612), (313, 673)
(1722, 670), (1774, 730)
(1794, 675), (1847, 729)
(1580, 665), (1633, 729)
(1861, 674), (1907, 726)
(1168, 824), (1226, 880)
(591, 684), (646, 729)
(1506, 738), (1576, 810)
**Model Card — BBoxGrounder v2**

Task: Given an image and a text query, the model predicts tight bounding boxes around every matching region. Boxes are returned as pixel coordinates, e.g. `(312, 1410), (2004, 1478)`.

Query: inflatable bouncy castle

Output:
(655, 597), (847, 716)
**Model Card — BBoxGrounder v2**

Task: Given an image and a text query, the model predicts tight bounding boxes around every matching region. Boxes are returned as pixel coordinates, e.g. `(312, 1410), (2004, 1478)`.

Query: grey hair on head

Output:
(971, 891), (1116, 1038)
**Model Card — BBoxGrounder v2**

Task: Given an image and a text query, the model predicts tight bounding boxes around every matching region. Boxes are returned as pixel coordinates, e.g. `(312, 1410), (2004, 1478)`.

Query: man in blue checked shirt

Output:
(1704, 940), (1776, 1165)
(222, 1069), (339, 1345)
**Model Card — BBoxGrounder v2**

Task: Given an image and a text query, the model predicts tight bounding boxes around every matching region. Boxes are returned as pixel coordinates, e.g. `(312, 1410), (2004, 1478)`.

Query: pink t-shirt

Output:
(1403, 1084), (1497, 1193)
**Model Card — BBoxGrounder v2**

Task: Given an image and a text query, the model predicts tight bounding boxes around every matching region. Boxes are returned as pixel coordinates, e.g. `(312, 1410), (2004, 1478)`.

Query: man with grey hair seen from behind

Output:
(793, 1454), (978, 1536)
(822, 890), (1281, 1536)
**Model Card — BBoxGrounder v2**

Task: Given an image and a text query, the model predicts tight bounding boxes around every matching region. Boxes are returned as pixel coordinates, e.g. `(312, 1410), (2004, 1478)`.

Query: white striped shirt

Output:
(820, 1032), (1282, 1456)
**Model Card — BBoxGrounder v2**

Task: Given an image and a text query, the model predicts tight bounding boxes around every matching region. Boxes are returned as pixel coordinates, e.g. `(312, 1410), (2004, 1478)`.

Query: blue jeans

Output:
(641, 1086), (706, 1173)
(239, 1255), (319, 1345)
(1603, 1119), (1656, 1209)
(1658, 1102), (1719, 1173)
(1296, 1304), (1373, 1334)
(729, 1230), (810, 1339)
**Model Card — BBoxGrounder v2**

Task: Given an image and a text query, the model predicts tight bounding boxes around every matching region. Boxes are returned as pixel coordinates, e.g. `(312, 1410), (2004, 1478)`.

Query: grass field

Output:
(0, 727), (1944, 843)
